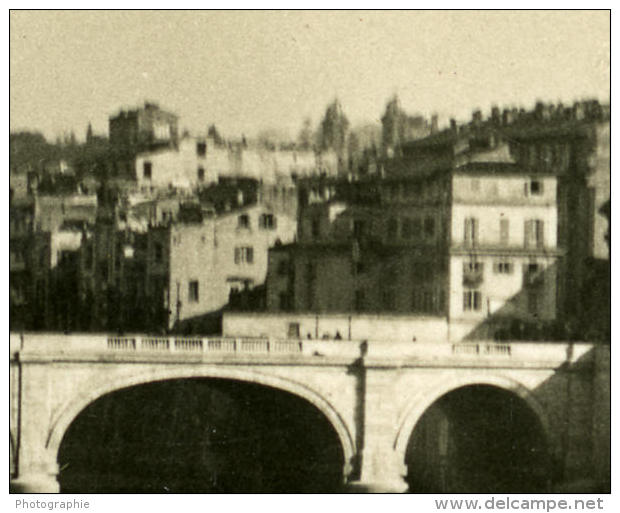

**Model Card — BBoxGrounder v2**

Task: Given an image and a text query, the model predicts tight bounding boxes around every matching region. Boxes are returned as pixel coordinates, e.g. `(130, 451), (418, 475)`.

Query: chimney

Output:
(430, 114), (439, 134)
(573, 102), (585, 120)
(535, 101), (545, 120)
(472, 109), (482, 126)
(502, 108), (513, 126)
(450, 118), (457, 133)
(491, 106), (500, 125)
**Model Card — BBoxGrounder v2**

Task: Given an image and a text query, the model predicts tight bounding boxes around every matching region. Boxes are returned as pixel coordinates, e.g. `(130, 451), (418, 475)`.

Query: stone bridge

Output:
(9, 333), (610, 493)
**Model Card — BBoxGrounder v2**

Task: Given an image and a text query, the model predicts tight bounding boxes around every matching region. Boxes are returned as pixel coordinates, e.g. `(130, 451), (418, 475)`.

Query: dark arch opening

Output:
(58, 378), (345, 493)
(405, 385), (550, 493)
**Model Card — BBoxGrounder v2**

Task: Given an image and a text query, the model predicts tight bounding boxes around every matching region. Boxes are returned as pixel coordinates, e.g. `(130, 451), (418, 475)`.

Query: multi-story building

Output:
(76, 178), (298, 333)
(10, 182), (97, 330)
(109, 102), (179, 152)
(114, 132), (339, 194)
(267, 170), (450, 316)
(448, 163), (560, 340)
(146, 198), (297, 330)
(33, 193), (98, 232)
(264, 100), (608, 342)
(9, 194), (35, 329)
(134, 135), (219, 191)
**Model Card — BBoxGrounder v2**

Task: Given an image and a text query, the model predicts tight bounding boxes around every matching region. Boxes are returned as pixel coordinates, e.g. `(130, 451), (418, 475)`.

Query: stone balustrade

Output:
(9, 332), (593, 368)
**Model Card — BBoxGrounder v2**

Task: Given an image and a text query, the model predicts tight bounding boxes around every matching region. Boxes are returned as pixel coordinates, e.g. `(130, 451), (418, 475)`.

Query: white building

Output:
(448, 163), (561, 340)
(147, 203), (297, 328)
(135, 136), (218, 191)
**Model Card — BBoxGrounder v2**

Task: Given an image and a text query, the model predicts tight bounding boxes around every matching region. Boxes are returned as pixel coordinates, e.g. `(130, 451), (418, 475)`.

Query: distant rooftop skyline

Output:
(10, 10), (610, 142)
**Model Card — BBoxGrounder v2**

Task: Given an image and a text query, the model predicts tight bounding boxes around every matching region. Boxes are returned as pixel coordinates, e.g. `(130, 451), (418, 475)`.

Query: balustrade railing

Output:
(99, 336), (306, 356)
(451, 342), (512, 356)
(141, 337), (170, 351)
(107, 337), (136, 351)
(13, 333), (592, 367)
(174, 338), (204, 352)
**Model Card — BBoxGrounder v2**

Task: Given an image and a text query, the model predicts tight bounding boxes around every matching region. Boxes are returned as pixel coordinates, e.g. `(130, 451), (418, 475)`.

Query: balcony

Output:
(462, 263), (484, 287)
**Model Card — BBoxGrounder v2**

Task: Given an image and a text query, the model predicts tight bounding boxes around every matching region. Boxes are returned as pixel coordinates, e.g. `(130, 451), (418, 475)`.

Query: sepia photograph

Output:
(9, 9), (610, 496)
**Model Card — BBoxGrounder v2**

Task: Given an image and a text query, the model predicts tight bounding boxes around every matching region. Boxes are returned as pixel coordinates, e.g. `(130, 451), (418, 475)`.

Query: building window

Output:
(279, 293), (291, 312)
(412, 218), (422, 239)
(143, 161), (152, 180)
(238, 214), (250, 229)
(493, 260), (514, 274)
(463, 261), (483, 273)
(12, 249), (25, 266)
(154, 242), (163, 263)
(527, 289), (539, 315)
(287, 322), (300, 338)
(523, 262), (542, 286)
(412, 288), (436, 313)
(311, 218), (320, 239)
(276, 258), (289, 276)
(196, 141), (206, 157)
(500, 218), (510, 245)
(259, 213), (276, 229)
(463, 290), (482, 311)
(530, 180), (543, 195)
(382, 289), (395, 310)
(84, 246), (93, 268)
(401, 218), (413, 239)
(387, 218), (398, 240)
(234, 246), (254, 264)
(463, 261), (484, 287)
(353, 219), (366, 239)
(424, 217), (435, 238)
(353, 261), (366, 275)
(525, 179), (544, 196)
(524, 220), (545, 248)
(354, 289), (366, 312)
(197, 167), (205, 182)
(464, 217), (479, 246)
(188, 281), (199, 303)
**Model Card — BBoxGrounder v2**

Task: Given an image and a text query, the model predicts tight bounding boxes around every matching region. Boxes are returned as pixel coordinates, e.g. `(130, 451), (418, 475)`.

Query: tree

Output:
(9, 131), (58, 173)
(318, 99), (349, 155)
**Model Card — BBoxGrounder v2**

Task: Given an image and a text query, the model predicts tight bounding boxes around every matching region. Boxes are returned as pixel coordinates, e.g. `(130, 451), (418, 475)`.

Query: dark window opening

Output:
(143, 162), (152, 180)
(238, 214), (250, 229)
(188, 281), (199, 302)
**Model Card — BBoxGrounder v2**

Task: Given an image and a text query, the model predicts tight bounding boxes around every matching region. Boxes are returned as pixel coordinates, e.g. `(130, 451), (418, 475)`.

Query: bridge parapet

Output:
(10, 333), (594, 368)
(10, 333), (362, 360)
(364, 340), (594, 367)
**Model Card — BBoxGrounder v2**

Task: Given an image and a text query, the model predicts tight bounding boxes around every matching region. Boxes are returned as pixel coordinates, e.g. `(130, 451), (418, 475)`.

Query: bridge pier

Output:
(349, 441), (408, 492)
(10, 463), (60, 493)
(347, 366), (409, 493)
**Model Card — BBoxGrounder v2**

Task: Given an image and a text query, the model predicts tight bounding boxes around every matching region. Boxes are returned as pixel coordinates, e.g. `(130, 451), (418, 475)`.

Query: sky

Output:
(9, 10), (610, 142)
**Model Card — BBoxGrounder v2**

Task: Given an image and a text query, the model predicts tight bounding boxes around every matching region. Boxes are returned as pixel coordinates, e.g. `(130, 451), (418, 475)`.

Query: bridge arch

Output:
(394, 373), (552, 464)
(46, 366), (356, 479)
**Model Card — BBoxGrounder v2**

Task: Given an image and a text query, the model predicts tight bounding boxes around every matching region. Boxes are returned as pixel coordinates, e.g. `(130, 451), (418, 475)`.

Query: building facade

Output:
(264, 101), (610, 341)
(109, 102), (179, 152)
(147, 201), (297, 329)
